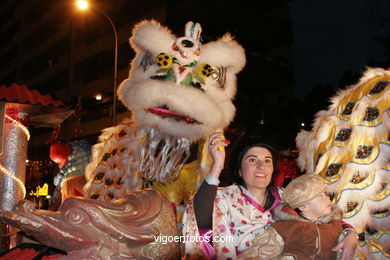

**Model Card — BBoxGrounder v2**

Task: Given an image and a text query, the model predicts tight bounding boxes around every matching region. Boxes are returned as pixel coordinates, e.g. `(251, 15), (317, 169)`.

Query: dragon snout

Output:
(181, 39), (194, 48)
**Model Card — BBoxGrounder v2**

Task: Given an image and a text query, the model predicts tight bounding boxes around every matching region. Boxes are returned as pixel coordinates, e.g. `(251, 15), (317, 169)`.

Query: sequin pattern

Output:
(362, 107), (379, 121)
(369, 81), (389, 95)
(346, 201), (359, 213)
(351, 174), (367, 184)
(325, 163), (342, 177)
(341, 102), (355, 116)
(355, 145), (373, 159)
(335, 128), (352, 142)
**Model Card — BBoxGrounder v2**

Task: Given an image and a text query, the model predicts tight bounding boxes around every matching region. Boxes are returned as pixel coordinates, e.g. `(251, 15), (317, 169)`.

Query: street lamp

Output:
(76, 0), (118, 126)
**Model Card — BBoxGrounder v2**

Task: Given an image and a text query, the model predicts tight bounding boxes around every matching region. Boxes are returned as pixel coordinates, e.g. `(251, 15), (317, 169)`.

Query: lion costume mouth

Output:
(147, 106), (200, 124)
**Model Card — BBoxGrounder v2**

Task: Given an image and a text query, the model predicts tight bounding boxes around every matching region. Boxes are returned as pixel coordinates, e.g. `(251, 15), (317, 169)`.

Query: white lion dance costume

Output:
(297, 68), (390, 259)
(0, 20), (245, 259)
(83, 20), (245, 202)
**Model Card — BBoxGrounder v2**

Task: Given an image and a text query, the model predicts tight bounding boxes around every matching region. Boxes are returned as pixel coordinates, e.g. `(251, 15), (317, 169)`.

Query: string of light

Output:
(5, 114), (30, 141)
(0, 164), (26, 198)
(0, 114), (30, 198)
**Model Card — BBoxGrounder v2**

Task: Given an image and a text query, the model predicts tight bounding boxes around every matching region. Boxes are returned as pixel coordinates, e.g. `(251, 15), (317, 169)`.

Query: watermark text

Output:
(154, 234), (233, 244)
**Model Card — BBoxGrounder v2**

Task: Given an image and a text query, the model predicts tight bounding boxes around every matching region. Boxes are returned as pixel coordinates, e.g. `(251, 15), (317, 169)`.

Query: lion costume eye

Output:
(197, 64), (214, 78)
(195, 64), (226, 89)
(156, 53), (173, 69)
(211, 66), (226, 89)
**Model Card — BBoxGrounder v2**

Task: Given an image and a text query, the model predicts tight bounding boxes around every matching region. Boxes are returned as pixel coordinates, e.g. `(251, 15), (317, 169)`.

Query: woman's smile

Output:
(240, 147), (274, 192)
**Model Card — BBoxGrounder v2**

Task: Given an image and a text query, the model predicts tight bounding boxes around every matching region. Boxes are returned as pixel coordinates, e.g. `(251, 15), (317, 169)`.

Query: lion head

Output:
(118, 20), (246, 140)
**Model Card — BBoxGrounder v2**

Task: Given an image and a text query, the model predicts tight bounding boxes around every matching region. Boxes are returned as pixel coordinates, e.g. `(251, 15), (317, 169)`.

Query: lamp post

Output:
(76, 0), (118, 126)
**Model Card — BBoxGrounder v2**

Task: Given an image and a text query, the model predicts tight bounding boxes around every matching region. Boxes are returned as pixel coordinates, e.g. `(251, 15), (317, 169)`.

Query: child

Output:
(239, 173), (358, 260)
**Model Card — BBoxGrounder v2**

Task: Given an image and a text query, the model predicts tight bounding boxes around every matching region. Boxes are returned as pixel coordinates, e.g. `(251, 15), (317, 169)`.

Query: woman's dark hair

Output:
(230, 136), (279, 188)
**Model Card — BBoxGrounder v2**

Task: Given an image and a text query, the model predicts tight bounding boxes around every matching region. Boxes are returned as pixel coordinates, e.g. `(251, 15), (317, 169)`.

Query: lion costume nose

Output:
(181, 39), (194, 48)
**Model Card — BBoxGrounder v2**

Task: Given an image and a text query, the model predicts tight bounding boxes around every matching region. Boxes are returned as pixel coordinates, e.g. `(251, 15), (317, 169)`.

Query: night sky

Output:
(291, 0), (390, 99)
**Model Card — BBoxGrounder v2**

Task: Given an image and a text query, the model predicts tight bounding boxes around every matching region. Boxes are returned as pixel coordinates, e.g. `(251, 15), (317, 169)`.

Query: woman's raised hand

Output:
(208, 131), (230, 179)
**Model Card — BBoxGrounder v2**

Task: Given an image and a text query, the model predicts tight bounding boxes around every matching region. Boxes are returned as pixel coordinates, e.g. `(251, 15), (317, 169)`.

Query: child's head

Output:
(283, 174), (332, 219)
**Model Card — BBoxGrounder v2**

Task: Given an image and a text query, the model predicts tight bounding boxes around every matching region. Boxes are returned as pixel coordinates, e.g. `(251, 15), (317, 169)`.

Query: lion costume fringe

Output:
(297, 67), (390, 259)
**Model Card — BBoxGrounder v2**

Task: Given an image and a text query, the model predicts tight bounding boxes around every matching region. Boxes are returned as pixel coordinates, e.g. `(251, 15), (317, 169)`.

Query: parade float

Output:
(0, 83), (73, 253)
(0, 20), (246, 259)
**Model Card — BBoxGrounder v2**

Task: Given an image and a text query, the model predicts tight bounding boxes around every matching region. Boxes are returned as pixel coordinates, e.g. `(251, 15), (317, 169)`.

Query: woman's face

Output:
(240, 147), (274, 190)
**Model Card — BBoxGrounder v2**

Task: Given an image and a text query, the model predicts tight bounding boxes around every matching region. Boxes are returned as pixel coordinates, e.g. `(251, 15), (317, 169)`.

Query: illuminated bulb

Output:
(26, 159), (29, 163)
(301, 122), (305, 127)
(95, 94), (102, 101)
(46, 195), (52, 199)
(76, 0), (89, 10)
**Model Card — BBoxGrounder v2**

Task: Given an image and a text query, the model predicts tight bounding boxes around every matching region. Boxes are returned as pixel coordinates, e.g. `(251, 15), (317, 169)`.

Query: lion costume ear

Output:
(185, 21), (202, 42)
(130, 19), (175, 56)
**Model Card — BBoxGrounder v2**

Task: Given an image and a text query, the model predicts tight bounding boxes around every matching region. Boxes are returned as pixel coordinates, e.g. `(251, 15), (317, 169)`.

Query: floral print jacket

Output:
(183, 184), (283, 259)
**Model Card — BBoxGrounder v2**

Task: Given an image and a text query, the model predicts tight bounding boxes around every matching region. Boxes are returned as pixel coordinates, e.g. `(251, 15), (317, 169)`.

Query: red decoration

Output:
(0, 83), (69, 108)
(50, 143), (72, 169)
(5, 110), (31, 126)
(274, 158), (299, 187)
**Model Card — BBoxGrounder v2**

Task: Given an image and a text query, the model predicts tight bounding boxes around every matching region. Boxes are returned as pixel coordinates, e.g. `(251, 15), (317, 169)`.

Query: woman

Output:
(183, 132), (358, 259)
